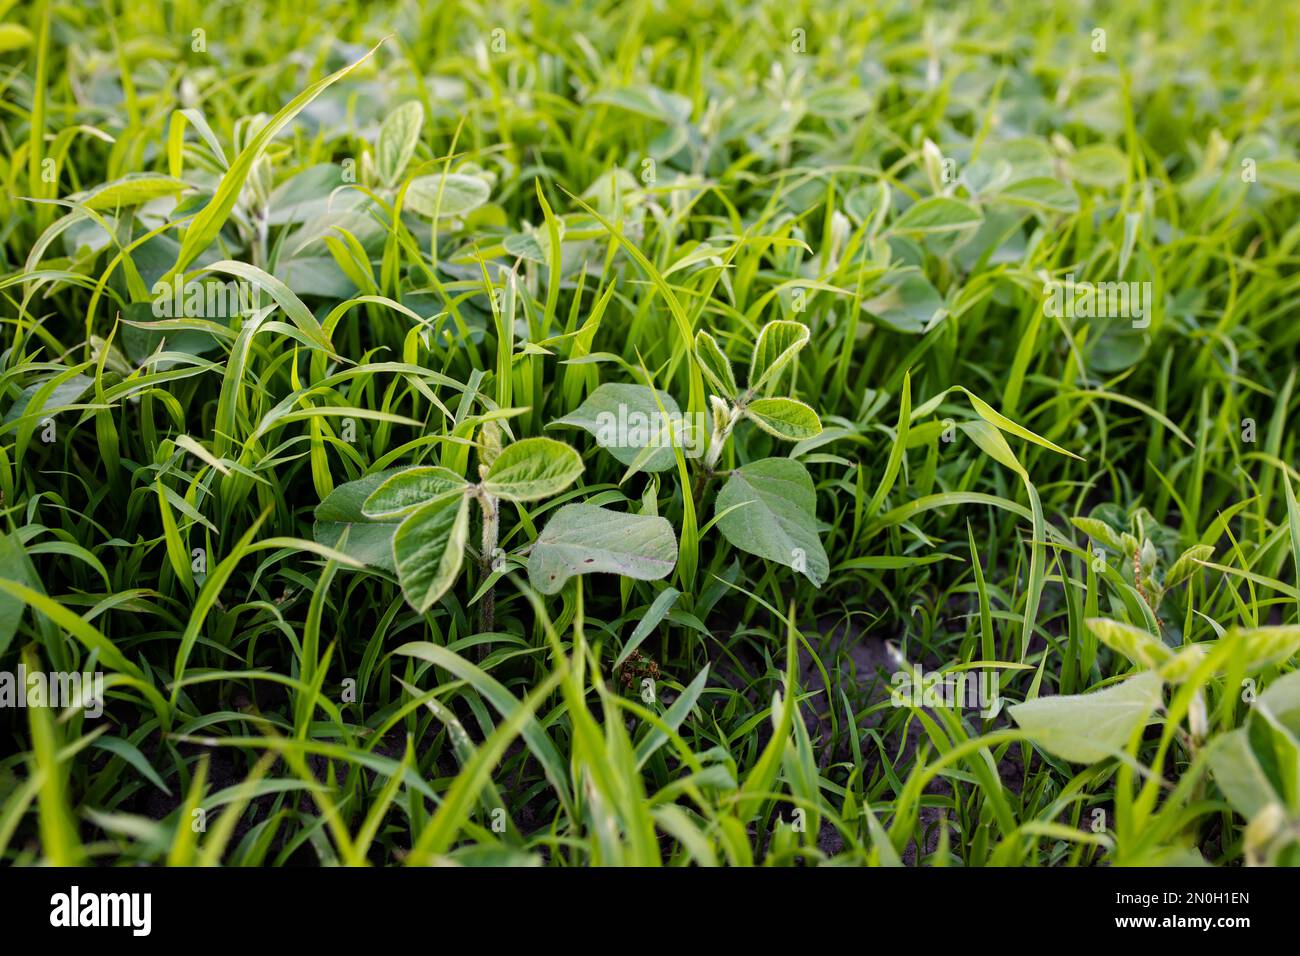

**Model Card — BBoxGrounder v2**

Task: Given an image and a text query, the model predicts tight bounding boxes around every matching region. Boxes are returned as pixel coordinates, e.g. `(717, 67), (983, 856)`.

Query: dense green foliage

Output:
(1, 0), (1299, 866)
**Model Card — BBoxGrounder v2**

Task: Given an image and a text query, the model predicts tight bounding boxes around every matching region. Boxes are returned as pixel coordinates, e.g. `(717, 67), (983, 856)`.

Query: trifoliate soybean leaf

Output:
(993, 177), (1079, 214)
(552, 383), (687, 473)
(482, 437), (583, 501)
(861, 271), (945, 334)
(73, 173), (185, 210)
(695, 330), (738, 398)
(377, 101), (424, 187)
(1085, 617), (1173, 670)
(363, 466), (469, 518)
(527, 504), (677, 595)
(889, 196), (982, 234)
(406, 173), (491, 218)
(312, 468), (407, 571)
(745, 397), (822, 442)
(749, 320), (810, 393)
(715, 457), (828, 586)
(392, 494), (471, 612)
(1009, 671), (1162, 764)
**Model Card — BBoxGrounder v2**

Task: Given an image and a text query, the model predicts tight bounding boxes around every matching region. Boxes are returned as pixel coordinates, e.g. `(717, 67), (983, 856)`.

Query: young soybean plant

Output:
(360, 430), (582, 619)
(695, 320), (830, 587)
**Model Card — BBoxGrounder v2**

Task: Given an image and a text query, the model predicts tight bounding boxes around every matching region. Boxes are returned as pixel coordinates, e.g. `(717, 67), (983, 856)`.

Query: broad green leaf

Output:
(715, 457), (828, 586)
(889, 196), (982, 234)
(267, 163), (362, 225)
(376, 101), (424, 187)
(392, 494), (471, 612)
(0, 532), (37, 655)
(1009, 671), (1162, 764)
(481, 437), (583, 502)
(694, 330), (737, 398)
(312, 469), (405, 571)
(993, 177), (1079, 214)
(1069, 144), (1129, 189)
(363, 466), (468, 518)
(552, 383), (688, 473)
(73, 173), (185, 210)
(405, 173), (491, 218)
(861, 271), (944, 334)
(2, 373), (93, 425)
(1159, 644), (1207, 684)
(748, 320), (810, 393)
(744, 397), (822, 442)
(1070, 516), (1126, 553)
(527, 504), (677, 595)
(1207, 728), (1279, 820)
(1085, 617), (1172, 670)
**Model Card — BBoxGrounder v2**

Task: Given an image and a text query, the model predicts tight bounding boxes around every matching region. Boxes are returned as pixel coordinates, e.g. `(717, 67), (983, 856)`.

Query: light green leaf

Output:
(1207, 728), (1278, 820)
(482, 437), (583, 502)
(552, 383), (687, 473)
(1009, 671), (1162, 764)
(166, 42), (383, 284)
(1070, 516), (1127, 553)
(744, 397), (822, 442)
(312, 468), (406, 571)
(715, 457), (828, 586)
(392, 494), (471, 612)
(1085, 617), (1172, 670)
(748, 320), (810, 393)
(363, 466), (468, 518)
(377, 101), (424, 187)
(406, 173), (491, 218)
(695, 330), (737, 398)
(0, 532), (37, 655)
(73, 173), (185, 210)
(0, 23), (34, 52)
(1227, 625), (1300, 673)
(861, 271), (944, 334)
(993, 177), (1079, 214)
(527, 504), (677, 595)
(889, 196), (983, 234)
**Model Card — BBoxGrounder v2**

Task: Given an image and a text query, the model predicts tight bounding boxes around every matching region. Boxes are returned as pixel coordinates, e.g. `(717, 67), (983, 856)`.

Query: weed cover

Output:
(0, 0), (1298, 872)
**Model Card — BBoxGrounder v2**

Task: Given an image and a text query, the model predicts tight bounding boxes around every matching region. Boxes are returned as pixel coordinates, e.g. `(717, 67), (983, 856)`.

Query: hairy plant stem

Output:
(479, 491), (498, 633)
